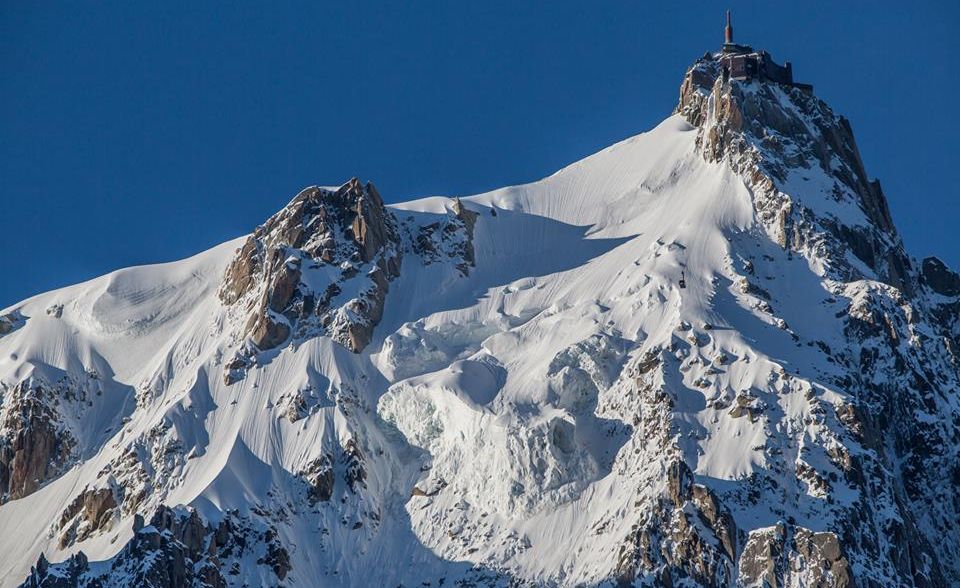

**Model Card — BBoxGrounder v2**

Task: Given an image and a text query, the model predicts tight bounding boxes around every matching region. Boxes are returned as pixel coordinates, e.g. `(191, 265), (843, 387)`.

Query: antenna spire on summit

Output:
(716, 10), (812, 93)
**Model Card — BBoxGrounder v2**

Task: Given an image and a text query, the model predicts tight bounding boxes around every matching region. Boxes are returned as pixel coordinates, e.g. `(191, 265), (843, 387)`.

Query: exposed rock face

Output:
(296, 436), (371, 509)
(0, 381), (77, 503)
(739, 523), (852, 588)
(921, 256), (960, 296)
(300, 453), (335, 504)
(219, 178), (402, 379)
(0, 312), (24, 337)
(655, 460), (738, 586)
(613, 362), (738, 588)
(22, 506), (291, 588)
(676, 53), (960, 586)
(20, 553), (90, 588)
(342, 438), (367, 492)
(411, 197), (480, 276)
(451, 197), (479, 268)
(677, 55), (911, 295)
(216, 181), (483, 388)
(57, 487), (117, 548)
(728, 390), (764, 421)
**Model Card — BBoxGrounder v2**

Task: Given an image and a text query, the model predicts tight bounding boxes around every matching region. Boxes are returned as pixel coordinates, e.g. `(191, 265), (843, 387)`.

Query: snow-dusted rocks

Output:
(57, 487), (117, 548)
(219, 177), (401, 358)
(2, 47), (960, 588)
(921, 256), (960, 296)
(410, 196), (480, 276)
(23, 506), (291, 588)
(0, 312), (23, 337)
(0, 379), (80, 503)
(299, 453), (335, 503)
(677, 54), (911, 293)
(738, 523), (850, 588)
(674, 52), (957, 586)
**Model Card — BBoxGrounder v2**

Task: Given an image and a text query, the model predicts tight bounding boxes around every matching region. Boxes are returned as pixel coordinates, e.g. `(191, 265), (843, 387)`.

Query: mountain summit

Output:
(4, 20), (959, 588)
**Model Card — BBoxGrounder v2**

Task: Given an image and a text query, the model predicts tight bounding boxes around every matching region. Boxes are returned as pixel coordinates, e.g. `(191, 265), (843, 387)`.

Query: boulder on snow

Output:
(729, 391), (763, 421)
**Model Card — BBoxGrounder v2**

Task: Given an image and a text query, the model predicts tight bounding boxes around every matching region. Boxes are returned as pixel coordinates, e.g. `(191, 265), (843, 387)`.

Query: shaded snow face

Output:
(4, 54), (960, 588)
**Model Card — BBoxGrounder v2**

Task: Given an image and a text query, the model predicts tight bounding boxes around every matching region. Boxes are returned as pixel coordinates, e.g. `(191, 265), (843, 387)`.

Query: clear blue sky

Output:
(2, 2), (957, 308)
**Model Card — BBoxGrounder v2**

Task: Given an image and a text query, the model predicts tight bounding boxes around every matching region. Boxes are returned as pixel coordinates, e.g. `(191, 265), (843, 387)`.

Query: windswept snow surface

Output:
(0, 106), (948, 587)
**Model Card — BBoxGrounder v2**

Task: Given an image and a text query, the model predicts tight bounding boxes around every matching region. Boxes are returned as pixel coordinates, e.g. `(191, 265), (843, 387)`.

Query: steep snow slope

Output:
(4, 52), (960, 588)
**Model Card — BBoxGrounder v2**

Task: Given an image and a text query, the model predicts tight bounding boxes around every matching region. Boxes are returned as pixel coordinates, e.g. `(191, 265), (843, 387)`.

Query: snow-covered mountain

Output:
(4, 44), (959, 588)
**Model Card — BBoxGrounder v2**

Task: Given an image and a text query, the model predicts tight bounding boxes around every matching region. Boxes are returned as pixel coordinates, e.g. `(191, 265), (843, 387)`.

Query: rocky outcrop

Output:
(728, 390), (764, 421)
(57, 487), (117, 548)
(739, 523), (852, 588)
(342, 438), (366, 492)
(412, 197), (480, 276)
(451, 197), (479, 269)
(219, 178), (402, 377)
(676, 55), (913, 296)
(218, 180), (485, 378)
(22, 506), (291, 588)
(20, 553), (90, 588)
(90, 420), (188, 521)
(296, 438), (368, 508)
(921, 256), (960, 297)
(0, 312), (24, 337)
(300, 453), (335, 504)
(616, 459), (738, 587)
(664, 460), (738, 582)
(676, 52), (960, 586)
(0, 381), (76, 503)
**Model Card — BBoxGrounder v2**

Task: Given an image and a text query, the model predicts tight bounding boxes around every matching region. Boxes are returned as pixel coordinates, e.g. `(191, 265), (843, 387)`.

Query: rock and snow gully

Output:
(3, 48), (959, 588)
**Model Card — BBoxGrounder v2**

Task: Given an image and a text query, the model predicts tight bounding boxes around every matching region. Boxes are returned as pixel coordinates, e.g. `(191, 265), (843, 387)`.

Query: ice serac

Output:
(3, 47), (960, 588)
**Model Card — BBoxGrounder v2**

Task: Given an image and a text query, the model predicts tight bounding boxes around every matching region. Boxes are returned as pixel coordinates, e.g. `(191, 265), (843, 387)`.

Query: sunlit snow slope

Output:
(3, 53), (959, 588)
